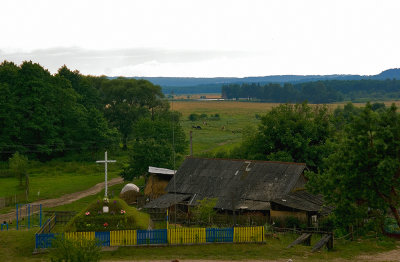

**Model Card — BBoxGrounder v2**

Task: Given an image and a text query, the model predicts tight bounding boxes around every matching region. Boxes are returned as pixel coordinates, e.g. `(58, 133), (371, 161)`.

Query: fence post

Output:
(16, 204), (18, 230)
(28, 204), (31, 229)
(39, 204), (42, 227)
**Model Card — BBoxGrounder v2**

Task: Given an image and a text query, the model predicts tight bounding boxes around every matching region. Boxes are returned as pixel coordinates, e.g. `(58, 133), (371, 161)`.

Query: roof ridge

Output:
(185, 156), (306, 166)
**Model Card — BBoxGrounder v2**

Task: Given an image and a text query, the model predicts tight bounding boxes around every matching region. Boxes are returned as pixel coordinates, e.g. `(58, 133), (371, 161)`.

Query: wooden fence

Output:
(0, 193), (27, 209)
(35, 226), (264, 250)
(43, 211), (77, 224)
(36, 214), (56, 234)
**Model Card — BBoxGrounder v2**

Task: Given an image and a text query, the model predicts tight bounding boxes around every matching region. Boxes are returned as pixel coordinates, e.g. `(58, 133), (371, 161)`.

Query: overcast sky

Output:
(1, 0), (399, 77)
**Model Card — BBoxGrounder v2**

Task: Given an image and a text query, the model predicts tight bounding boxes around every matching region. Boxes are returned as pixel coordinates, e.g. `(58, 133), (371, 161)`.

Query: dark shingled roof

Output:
(146, 157), (326, 212)
(144, 193), (191, 209)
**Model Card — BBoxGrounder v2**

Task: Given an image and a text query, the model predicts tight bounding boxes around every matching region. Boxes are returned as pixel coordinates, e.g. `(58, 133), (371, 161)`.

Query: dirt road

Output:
(0, 177), (124, 222)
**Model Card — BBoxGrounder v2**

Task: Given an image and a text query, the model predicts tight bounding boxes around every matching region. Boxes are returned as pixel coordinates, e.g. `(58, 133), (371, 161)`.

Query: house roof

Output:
(272, 191), (327, 212)
(144, 193), (191, 209)
(160, 157), (309, 211)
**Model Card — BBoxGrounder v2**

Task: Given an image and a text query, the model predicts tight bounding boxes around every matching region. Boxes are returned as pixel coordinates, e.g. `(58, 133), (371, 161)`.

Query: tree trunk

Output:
(389, 205), (400, 228)
(122, 135), (128, 150)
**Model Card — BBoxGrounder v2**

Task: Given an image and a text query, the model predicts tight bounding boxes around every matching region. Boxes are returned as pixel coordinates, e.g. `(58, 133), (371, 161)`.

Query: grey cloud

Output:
(0, 47), (247, 75)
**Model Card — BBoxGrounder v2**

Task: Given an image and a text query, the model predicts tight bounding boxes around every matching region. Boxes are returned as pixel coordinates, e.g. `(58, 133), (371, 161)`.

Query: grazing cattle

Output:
(196, 126), (202, 130)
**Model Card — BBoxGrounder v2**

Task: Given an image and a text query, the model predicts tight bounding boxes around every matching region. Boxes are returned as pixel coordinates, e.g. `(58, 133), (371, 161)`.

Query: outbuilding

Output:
(144, 157), (330, 226)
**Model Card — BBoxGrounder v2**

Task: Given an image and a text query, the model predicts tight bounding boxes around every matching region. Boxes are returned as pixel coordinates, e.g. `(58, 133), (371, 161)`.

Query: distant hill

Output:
(109, 68), (400, 94)
(372, 68), (400, 80)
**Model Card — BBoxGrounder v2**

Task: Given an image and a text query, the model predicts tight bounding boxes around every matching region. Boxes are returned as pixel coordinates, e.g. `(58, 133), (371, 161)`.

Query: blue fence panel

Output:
(35, 233), (57, 249)
(206, 228), (234, 243)
(137, 229), (168, 245)
(95, 231), (110, 247)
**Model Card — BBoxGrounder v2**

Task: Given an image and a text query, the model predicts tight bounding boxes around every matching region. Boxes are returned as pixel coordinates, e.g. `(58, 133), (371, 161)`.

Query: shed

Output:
(144, 166), (176, 200)
(145, 157), (329, 224)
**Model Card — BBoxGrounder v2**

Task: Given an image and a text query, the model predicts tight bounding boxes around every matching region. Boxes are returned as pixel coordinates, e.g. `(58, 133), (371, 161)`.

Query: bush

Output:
(285, 216), (303, 229)
(65, 198), (149, 232)
(49, 235), (101, 262)
(192, 198), (217, 225)
(209, 114), (220, 121)
(188, 113), (200, 121)
(319, 216), (335, 231)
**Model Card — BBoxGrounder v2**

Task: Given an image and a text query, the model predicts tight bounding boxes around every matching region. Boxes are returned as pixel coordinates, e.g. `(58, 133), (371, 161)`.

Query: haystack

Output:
(120, 183), (142, 205)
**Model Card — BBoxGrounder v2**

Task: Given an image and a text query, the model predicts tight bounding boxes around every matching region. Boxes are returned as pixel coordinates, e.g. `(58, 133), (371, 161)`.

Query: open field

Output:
(174, 100), (400, 155)
(174, 101), (279, 154)
(173, 93), (222, 99)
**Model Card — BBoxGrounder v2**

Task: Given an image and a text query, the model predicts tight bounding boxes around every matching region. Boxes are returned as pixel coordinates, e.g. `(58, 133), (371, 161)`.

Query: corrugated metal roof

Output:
(148, 166), (176, 176)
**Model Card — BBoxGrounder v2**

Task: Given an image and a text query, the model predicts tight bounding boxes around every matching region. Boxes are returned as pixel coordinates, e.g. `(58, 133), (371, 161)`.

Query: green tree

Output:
(9, 152), (28, 187)
(100, 78), (167, 149)
(308, 103), (400, 228)
(0, 61), (117, 160)
(231, 103), (333, 171)
(121, 112), (187, 180)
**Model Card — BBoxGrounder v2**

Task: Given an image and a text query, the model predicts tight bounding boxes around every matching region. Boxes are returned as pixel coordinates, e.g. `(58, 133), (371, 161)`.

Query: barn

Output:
(144, 157), (330, 226)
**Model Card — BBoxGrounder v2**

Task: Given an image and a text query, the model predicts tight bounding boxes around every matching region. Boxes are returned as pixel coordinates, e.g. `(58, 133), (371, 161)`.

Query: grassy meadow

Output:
(0, 158), (123, 203)
(174, 100), (281, 154)
(174, 100), (400, 155)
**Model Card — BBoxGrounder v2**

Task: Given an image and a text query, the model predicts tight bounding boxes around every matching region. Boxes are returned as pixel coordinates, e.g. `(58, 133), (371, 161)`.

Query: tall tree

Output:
(120, 111), (187, 181)
(0, 61), (117, 160)
(9, 152), (28, 187)
(308, 103), (400, 228)
(100, 78), (167, 149)
(231, 103), (333, 171)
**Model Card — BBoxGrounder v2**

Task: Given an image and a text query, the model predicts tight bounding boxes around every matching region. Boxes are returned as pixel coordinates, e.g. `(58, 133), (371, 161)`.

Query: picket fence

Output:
(35, 226), (264, 249)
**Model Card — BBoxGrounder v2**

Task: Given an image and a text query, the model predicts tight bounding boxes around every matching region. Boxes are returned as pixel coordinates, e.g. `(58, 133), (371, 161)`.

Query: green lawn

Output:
(0, 160), (122, 200)
(102, 235), (397, 261)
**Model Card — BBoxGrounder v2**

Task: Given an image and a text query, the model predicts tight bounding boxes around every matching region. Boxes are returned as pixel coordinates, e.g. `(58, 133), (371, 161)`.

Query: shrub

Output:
(188, 113), (200, 121)
(49, 235), (101, 262)
(192, 198), (217, 225)
(209, 114), (220, 121)
(285, 216), (301, 229)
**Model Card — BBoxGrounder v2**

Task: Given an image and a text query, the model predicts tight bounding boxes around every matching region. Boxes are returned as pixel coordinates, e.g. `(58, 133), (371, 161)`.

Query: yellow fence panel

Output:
(110, 230), (137, 246)
(234, 226), (264, 243)
(168, 228), (206, 244)
(65, 231), (95, 243)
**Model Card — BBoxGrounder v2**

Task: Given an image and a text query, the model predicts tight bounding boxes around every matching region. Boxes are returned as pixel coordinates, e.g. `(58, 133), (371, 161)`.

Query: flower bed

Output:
(65, 198), (150, 232)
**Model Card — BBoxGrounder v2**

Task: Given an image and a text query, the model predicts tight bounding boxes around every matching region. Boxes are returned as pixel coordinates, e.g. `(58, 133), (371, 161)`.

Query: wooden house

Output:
(144, 157), (330, 225)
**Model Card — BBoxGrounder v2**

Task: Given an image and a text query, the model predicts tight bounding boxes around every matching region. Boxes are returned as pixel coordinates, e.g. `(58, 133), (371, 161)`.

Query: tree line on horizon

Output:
(221, 79), (400, 103)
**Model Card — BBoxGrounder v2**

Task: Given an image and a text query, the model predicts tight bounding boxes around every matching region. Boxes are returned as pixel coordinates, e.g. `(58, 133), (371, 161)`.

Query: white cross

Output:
(96, 151), (116, 197)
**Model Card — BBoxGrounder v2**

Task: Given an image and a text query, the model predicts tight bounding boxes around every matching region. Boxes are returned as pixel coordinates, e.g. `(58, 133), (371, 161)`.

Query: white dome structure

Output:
(121, 183), (140, 194)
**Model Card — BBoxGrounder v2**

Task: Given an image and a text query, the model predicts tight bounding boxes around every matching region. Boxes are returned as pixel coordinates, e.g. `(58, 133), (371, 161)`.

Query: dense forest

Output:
(0, 61), (186, 177)
(221, 79), (400, 103)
